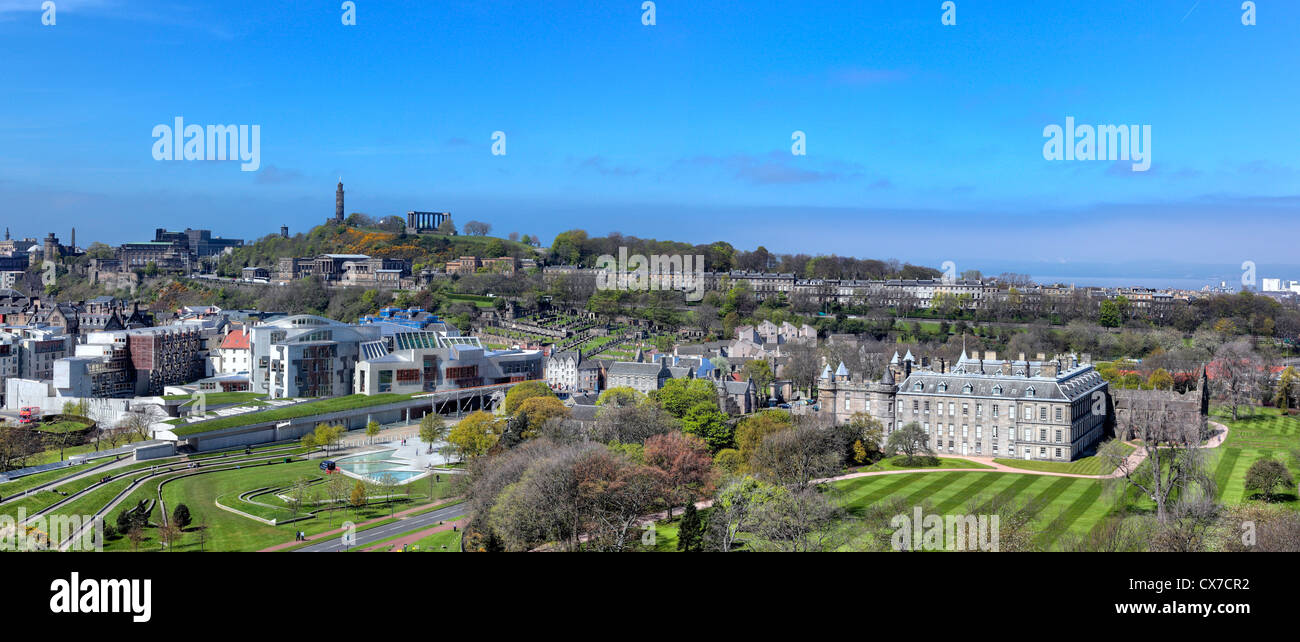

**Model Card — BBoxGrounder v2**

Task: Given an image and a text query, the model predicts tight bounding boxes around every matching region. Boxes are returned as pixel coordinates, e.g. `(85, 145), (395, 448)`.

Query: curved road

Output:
(294, 502), (467, 552)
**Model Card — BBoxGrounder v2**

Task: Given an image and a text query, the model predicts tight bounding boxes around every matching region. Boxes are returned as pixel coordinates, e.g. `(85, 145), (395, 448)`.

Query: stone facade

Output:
(819, 351), (1110, 462)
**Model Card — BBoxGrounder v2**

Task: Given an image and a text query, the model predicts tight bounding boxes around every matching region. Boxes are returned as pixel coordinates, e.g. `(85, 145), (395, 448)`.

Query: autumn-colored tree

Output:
(516, 396), (571, 436)
(734, 410), (793, 470)
(446, 411), (500, 460)
(504, 380), (554, 414)
(349, 479), (368, 511)
(644, 431), (715, 519)
(1147, 368), (1175, 391)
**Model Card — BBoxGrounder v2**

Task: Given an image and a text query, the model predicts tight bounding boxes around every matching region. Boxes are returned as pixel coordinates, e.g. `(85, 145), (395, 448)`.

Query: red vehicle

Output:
(17, 406), (40, 425)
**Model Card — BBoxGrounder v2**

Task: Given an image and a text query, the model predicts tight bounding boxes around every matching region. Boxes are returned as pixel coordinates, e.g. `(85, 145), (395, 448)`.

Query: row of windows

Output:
(920, 423), (1070, 443)
(905, 398), (1065, 422)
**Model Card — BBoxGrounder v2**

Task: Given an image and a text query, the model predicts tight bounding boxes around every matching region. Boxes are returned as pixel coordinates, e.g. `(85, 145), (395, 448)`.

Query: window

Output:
(1055, 448), (1063, 459)
(939, 382), (948, 392)
(1039, 447), (1046, 456)
(923, 422), (930, 433)
(962, 425), (968, 438)
(948, 424), (954, 436)
(1055, 429), (1062, 443)
(962, 383), (972, 394)
(948, 402), (955, 415)
(1055, 407), (1063, 422)
(913, 400), (920, 412)
(1025, 386), (1036, 397)
(1024, 428), (1032, 441)
(1039, 429), (1047, 441)
(992, 426), (999, 438)
(913, 382), (923, 391)
(1039, 407), (1047, 421)
(845, 397), (850, 411)
(962, 403), (969, 416)
(976, 425), (983, 438)
(924, 401), (930, 413)
(1009, 406), (1016, 420)
(993, 404), (999, 418)
(992, 385), (1002, 395)
(976, 403), (983, 416)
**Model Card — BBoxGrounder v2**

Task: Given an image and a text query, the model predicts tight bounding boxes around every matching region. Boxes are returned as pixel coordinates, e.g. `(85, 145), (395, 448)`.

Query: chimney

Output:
(937, 357), (945, 374)
(1018, 352), (1026, 362)
(987, 350), (997, 361)
(1036, 352), (1046, 361)
(1001, 361), (1013, 375)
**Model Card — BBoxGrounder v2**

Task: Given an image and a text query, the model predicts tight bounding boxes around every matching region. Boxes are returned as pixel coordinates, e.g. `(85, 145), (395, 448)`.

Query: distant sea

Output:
(1029, 275), (1229, 290)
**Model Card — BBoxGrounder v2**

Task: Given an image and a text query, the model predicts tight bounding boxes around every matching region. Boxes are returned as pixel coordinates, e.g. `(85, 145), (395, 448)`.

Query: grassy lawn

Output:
(855, 456), (994, 473)
(164, 391), (267, 406)
(408, 527), (461, 552)
(1207, 406), (1300, 509)
(834, 471), (1118, 550)
(994, 441), (1135, 476)
(170, 392), (416, 434)
(35, 419), (93, 434)
(99, 459), (458, 551)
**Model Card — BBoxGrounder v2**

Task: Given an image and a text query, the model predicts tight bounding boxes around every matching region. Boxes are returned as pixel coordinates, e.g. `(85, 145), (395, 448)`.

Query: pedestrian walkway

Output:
(258, 497), (461, 551)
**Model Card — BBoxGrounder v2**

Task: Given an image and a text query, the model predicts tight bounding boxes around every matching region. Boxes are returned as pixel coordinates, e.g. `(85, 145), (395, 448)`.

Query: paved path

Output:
(288, 501), (467, 552)
(360, 520), (462, 552)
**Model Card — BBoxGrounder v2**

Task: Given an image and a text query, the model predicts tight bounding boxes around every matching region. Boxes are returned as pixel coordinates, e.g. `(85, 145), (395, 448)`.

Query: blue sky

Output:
(1, 0), (1297, 282)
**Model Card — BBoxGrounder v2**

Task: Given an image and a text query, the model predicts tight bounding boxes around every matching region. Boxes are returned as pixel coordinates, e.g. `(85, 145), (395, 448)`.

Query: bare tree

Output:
(1213, 340), (1262, 420)
(1105, 395), (1214, 523)
(749, 486), (847, 552)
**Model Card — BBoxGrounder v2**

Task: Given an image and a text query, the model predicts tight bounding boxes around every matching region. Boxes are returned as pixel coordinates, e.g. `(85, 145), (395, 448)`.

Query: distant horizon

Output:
(3, 1), (1298, 266)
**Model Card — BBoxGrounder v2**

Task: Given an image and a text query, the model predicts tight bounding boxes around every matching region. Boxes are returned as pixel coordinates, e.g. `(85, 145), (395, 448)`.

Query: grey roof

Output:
(834, 362), (849, 376)
(897, 366), (1106, 402)
(608, 361), (666, 376)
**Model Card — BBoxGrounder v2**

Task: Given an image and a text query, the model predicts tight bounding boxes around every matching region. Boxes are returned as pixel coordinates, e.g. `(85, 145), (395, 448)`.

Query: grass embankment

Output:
(169, 393), (416, 435)
(101, 459), (459, 551)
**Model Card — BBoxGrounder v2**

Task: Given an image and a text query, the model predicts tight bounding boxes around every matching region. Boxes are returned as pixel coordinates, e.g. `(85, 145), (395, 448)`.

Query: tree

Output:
(158, 520), (181, 551)
(324, 474), (350, 524)
(300, 432), (317, 457)
(681, 402), (732, 453)
(349, 479), (368, 512)
(884, 421), (934, 466)
(504, 380), (554, 414)
(751, 421), (844, 489)
(596, 387), (645, 408)
(437, 218), (456, 234)
(734, 410), (793, 470)
(1147, 368), (1174, 391)
(676, 503), (704, 552)
(650, 378), (717, 418)
(463, 220), (492, 236)
(447, 411), (500, 460)
(418, 413), (450, 453)
(644, 432), (715, 519)
(313, 423), (343, 455)
(742, 359), (775, 403)
(1213, 340), (1262, 420)
(171, 504), (192, 531)
(365, 420), (380, 443)
(1105, 398), (1213, 523)
(749, 486), (846, 552)
(515, 396), (571, 438)
(1244, 458), (1294, 502)
(1275, 366), (1298, 410)
(705, 475), (781, 552)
